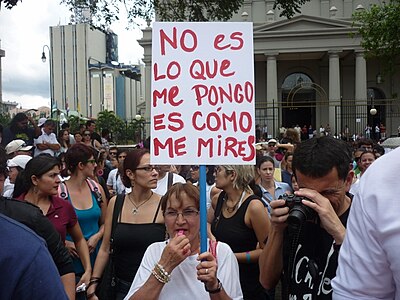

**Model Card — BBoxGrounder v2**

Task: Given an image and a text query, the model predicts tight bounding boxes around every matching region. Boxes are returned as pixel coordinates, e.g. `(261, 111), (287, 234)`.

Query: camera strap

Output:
(287, 221), (320, 298)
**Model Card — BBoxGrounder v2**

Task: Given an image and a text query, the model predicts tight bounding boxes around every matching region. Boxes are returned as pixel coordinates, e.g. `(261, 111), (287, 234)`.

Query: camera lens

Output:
(287, 207), (308, 226)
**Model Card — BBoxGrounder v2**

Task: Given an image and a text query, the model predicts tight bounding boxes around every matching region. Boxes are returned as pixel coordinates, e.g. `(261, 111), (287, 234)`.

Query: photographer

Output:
(259, 136), (354, 299)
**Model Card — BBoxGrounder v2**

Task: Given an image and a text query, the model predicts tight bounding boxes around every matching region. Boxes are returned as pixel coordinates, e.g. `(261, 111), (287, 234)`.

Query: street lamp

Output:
(41, 45), (53, 118)
(135, 114), (144, 141)
(370, 97), (377, 116)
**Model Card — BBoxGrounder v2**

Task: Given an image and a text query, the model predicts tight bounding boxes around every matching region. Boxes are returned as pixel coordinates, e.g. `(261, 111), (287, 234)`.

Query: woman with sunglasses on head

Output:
(209, 165), (270, 300)
(13, 154), (92, 300)
(124, 183), (243, 300)
(86, 149), (165, 300)
(62, 143), (107, 297)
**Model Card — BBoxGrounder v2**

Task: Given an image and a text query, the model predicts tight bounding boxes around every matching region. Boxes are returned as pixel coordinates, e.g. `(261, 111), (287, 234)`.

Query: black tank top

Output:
(211, 191), (266, 300)
(113, 198), (165, 282)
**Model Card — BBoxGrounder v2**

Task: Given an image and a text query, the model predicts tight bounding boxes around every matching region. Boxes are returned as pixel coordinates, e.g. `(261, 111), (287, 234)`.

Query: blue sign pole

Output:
(199, 165), (207, 253)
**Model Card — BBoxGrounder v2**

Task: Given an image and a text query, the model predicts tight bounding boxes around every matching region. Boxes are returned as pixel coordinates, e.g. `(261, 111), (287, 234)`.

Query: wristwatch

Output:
(205, 279), (223, 294)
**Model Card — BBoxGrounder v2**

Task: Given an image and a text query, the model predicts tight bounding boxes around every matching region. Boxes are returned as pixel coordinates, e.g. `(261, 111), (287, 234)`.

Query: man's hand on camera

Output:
(295, 189), (346, 244)
(270, 199), (290, 232)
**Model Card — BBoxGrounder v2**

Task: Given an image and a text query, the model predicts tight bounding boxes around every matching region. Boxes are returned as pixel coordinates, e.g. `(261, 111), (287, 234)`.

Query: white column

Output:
(355, 51), (367, 102)
(140, 26), (153, 139)
(265, 53), (279, 136)
(355, 50), (368, 133)
(329, 51), (341, 135)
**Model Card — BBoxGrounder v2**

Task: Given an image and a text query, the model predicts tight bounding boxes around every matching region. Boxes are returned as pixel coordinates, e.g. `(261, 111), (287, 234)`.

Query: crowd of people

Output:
(1, 112), (400, 300)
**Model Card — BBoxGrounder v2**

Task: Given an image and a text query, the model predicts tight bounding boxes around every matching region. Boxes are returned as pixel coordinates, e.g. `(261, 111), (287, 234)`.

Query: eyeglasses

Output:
(86, 159), (96, 164)
(164, 209), (199, 220)
(135, 165), (159, 172)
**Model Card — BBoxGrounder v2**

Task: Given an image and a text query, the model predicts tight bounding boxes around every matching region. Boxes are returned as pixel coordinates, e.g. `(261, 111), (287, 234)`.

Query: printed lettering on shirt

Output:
(291, 243), (335, 297)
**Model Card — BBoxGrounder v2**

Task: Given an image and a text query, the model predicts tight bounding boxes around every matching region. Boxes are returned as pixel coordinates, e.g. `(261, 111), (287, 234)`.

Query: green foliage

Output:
(4, 0), (312, 29)
(67, 115), (85, 134)
(274, 0), (310, 19)
(96, 110), (125, 143)
(353, 1), (400, 76)
(0, 112), (11, 127)
(154, 0), (243, 22)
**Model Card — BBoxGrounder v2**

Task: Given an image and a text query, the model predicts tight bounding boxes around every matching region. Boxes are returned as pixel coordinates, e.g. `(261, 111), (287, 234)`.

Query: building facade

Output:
(140, 0), (400, 138)
(50, 23), (145, 121)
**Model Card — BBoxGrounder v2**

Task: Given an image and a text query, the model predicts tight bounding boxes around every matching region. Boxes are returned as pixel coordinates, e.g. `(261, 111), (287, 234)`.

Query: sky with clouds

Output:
(0, 0), (145, 110)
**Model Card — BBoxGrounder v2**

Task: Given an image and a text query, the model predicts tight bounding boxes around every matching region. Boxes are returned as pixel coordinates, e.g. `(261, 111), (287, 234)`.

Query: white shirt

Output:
(193, 182), (216, 209)
(34, 129), (60, 157)
(106, 168), (127, 194)
(152, 172), (186, 196)
(2, 177), (13, 197)
(332, 147), (400, 299)
(124, 240), (243, 300)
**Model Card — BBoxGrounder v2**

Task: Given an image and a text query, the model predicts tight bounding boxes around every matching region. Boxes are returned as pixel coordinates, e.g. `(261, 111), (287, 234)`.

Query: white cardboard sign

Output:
(151, 22), (255, 165)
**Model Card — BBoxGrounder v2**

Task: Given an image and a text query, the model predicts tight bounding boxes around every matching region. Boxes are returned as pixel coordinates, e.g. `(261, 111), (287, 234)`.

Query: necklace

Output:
(225, 190), (246, 213)
(128, 191), (153, 215)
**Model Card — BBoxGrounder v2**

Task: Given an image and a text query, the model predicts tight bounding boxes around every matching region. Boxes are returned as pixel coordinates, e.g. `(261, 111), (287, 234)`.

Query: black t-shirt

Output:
(1, 126), (36, 146)
(91, 132), (102, 145)
(281, 205), (350, 299)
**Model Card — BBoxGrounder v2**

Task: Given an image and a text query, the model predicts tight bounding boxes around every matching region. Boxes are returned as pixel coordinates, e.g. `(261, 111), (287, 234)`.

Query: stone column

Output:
(265, 52), (279, 136)
(329, 51), (341, 135)
(355, 51), (367, 101)
(355, 50), (368, 134)
(139, 26), (153, 139)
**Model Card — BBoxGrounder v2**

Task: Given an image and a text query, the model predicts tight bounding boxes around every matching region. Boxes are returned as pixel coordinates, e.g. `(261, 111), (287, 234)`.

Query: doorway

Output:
(281, 73), (316, 128)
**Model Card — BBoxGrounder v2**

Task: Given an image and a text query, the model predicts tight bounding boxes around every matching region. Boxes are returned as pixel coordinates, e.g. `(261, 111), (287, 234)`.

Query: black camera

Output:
(279, 193), (317, 226)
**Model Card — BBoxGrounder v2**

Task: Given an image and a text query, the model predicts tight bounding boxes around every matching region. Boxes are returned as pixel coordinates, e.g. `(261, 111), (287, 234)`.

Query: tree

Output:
(67, 115), (85, 134)
(352, 1), (400, 76)
(96, 110), (125, 143)
(274, 0), (310, 19)
(0, 112), (11, 127)
(1, 0), (310, 28)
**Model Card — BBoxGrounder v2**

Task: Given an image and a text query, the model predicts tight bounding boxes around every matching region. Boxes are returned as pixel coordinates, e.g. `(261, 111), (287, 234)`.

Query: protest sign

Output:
(151, 22), (255, 165)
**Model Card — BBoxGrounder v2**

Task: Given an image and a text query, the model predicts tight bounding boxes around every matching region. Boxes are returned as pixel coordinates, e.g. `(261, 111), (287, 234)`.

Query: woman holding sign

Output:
(124, 183), (243, 300)
(210, 165), (270, 299)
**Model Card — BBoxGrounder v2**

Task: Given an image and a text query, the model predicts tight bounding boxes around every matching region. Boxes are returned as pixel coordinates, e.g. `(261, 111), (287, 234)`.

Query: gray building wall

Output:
(50, 23), (144, 120)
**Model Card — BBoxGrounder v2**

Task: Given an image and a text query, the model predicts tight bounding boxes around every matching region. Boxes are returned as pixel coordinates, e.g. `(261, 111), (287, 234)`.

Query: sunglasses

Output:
(109, 152), (117, 156)
(86, 159), (96, 164)
(83, 133), (91, 136)
(191, 165), (199, 170)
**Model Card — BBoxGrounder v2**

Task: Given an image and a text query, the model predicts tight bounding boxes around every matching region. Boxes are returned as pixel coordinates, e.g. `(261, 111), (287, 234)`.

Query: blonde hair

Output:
(222, 165), (254, 192)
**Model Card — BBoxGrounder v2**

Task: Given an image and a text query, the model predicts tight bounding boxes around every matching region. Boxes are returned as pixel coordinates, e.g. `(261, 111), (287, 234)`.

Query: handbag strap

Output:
(110, 194), (124, 254)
